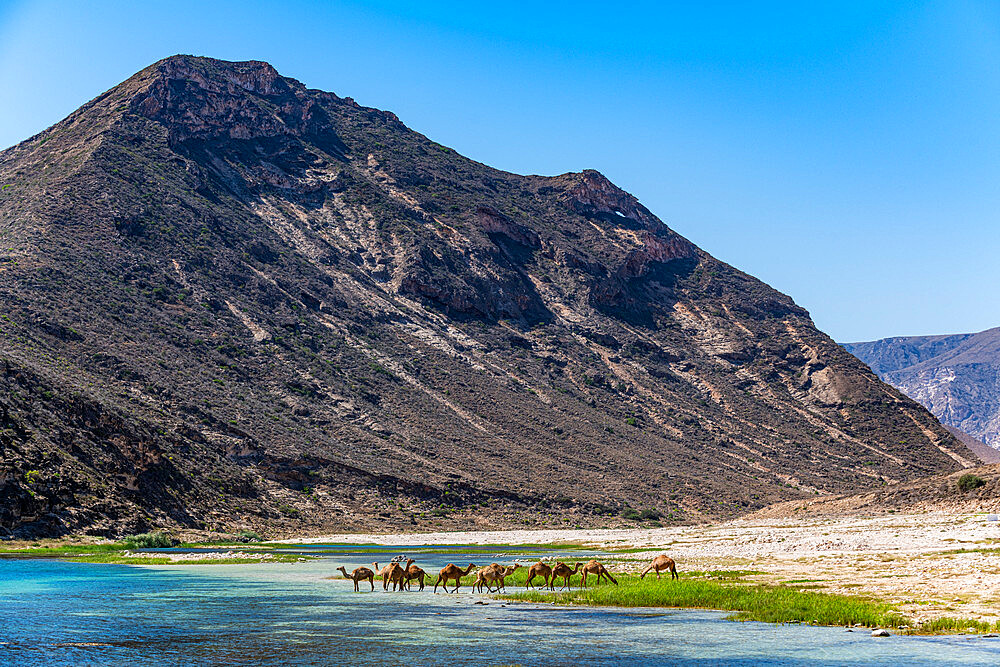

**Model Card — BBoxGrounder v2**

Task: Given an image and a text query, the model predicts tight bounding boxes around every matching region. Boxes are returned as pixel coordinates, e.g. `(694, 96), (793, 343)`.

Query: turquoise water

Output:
(2, 549), (999, 666)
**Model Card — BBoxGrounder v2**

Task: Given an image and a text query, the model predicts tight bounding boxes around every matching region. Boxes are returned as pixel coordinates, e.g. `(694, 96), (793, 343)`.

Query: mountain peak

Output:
(149, 55), (289, 95)
(126, 55), (332, 146)
(0, 56), (968, 537)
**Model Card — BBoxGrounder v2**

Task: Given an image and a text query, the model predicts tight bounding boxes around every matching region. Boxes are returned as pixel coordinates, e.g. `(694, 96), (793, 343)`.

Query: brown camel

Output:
(471, 563), (504, 594)
(495, 564), (521, 592)
(401, 558), (427, 591)
(372, 562), (390, 589)
(551, 562), (582, 590)
(640, 554), (678, 580)
(373, 561), (406, 591)
(581, 560), (618, 586)
(336, 565), (375, 592)
(386, 562), (406, 591)
(525, 561), (553, 590)
(433, 563), (477, 593)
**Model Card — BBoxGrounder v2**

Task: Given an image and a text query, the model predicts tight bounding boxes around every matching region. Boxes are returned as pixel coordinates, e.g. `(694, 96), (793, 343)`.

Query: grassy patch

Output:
(688, 570), (766, 580)
(0, 543), (123, 556)
(65, 553), (307, 565)
(912, 617), (1000, 635)
(499, 575), (908, 628)
(265, 542), (587, 554)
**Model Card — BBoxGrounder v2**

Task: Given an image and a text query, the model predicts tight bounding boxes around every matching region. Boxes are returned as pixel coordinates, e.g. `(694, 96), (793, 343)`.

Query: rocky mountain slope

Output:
(0, 56), (970, 538)
(845, 328), (1000, 451)
(751, 462), (1000, 519)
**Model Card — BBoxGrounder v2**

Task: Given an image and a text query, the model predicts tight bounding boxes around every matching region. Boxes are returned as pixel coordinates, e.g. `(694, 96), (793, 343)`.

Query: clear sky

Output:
(1, 1), (997, 342)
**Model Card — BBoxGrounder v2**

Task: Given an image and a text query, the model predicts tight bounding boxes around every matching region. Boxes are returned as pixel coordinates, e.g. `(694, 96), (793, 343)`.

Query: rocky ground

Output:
(116, 549), (280, 562)
(287, 510), (1000, 624)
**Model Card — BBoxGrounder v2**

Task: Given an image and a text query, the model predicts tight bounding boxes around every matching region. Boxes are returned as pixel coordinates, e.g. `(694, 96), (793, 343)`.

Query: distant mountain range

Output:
(0, 56), (969, 538)
(844, 328), (1000, 453)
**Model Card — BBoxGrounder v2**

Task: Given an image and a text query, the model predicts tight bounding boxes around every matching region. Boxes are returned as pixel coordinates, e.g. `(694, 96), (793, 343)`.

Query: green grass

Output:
(265, 542), (587, 554)
(0, 543), (124, 555)
(912, 617), (1000, 635)
(499, 574), (909, 629)
(65, 553), (308, 565)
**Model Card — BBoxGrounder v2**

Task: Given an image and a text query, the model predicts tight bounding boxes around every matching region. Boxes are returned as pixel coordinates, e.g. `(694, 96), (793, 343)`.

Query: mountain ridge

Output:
(0, 55), (968, 538)
(845, 327), (1000, 450)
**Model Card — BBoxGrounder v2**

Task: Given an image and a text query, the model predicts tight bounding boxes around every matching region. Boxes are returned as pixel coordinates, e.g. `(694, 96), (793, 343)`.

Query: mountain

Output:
(845, 328), (1000, 452)
(944, 427), (1000, 465)
(0, 56), (970, 538)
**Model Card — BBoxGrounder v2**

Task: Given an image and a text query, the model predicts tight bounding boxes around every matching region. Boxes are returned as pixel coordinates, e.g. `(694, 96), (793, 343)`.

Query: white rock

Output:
(871, 629), (891, 637)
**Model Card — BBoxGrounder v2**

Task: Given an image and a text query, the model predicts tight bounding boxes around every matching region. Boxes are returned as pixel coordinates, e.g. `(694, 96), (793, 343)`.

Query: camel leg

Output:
(369, 576), (374, 591)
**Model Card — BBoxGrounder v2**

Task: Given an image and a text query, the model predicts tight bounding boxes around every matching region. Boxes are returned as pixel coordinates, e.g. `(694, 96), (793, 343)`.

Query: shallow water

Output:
(1, 549), (999, 666)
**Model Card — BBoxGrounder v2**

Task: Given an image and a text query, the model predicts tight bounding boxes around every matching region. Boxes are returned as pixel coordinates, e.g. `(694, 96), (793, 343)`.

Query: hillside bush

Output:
(121, 532), (175, 548)
(957, 474), (986, 492)
(235, 530), (262, 543)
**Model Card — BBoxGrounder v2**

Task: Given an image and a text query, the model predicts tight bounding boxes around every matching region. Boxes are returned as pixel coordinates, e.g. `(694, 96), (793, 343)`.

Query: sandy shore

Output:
(281, 511), (1000, 623)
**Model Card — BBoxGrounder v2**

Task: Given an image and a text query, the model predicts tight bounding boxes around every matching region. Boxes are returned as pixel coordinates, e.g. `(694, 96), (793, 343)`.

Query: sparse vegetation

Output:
(501, 575), (909, 629)
(121, 532), (176, 548)
(957, 474), (985, 492)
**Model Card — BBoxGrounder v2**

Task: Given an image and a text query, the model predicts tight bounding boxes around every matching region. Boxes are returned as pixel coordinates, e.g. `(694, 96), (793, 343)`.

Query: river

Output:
(1, 546), (998, 666)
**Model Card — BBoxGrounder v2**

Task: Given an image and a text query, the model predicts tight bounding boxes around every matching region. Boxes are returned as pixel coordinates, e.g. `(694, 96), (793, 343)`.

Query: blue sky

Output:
(1, 0), (997, 342)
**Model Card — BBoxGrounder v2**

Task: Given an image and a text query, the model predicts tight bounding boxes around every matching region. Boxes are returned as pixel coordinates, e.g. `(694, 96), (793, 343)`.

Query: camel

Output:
(373, 561), (406, 591)
(524, 561), (553, 590)
(387, 562), (406, 591)
(551, 562), (582, 590)
(581, 560), (618, 586)
(495, 564), (521, 592)
(639, 554), (678, 580)
(471, 563), (504, 594)
(433, 563), (477, 593)
(336, 566), (375, 592)
(401, 558), (427, 591)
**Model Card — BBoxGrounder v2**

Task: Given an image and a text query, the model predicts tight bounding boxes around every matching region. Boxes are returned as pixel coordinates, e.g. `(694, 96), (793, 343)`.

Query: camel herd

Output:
(335, 554), (679, 593)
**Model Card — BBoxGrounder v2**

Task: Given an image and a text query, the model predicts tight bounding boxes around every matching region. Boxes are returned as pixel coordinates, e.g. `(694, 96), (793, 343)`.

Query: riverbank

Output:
(289, 510), (1000, 626)
(0, 535), (312, 565)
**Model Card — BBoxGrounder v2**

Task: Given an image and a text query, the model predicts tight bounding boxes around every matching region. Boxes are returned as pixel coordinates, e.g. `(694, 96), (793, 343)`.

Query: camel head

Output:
(337, 566), (348, 576)
(463, 563), (478, 575)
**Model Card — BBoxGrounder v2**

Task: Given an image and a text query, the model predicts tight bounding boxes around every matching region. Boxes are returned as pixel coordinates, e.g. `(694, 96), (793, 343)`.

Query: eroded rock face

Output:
(846, 328), (1000, 450)
(0, 55), (967, 537)
(133, 58), (328, 142)
(563, 169), (661, 230)
(476, 206), (540, 248)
